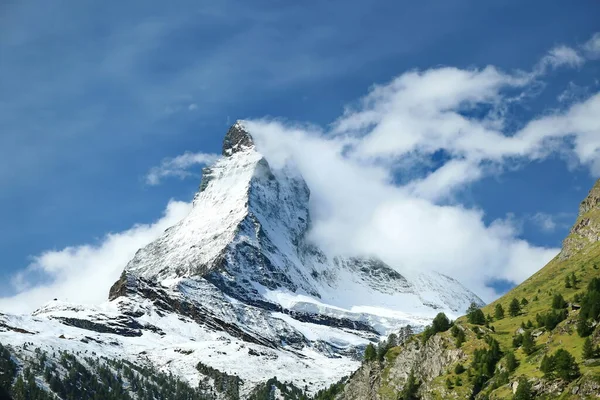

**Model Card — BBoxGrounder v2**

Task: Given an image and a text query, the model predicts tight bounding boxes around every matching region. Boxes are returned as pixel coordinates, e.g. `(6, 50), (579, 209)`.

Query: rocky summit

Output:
(0, 122), (482, 399)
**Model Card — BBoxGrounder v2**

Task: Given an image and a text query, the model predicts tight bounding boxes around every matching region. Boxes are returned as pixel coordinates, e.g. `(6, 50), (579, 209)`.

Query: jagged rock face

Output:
(222, 122), (255, 156)
(338, 334), (466, 400)
(561, 179), (600, 259)
(579, 179), (600, 215)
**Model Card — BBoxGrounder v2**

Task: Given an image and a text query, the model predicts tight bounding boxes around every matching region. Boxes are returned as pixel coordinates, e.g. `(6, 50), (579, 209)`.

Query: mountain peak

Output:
(222, 121), (254, 156)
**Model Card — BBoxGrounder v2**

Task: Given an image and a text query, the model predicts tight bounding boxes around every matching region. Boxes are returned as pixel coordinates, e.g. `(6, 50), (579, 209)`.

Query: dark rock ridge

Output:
(222, 121), (255, 156)
(50, 316), (144, 337)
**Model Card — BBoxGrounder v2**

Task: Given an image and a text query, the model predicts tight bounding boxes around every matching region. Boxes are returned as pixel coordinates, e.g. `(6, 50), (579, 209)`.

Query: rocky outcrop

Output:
(339, 362), (383, 400)
(560, 179), (600, 259)
(570, 373), (600, 398)
(222, 121), (254, 155)
(579, 180), (600, 215)
(338, 335), (467, 400)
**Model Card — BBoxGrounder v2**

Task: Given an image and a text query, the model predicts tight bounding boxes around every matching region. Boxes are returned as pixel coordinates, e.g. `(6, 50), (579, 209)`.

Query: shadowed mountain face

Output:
(1, 122), (482, 397)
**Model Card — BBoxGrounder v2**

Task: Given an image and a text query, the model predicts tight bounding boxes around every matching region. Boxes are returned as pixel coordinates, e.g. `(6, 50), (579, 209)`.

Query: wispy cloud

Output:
(583, 32), (600, 59)
(0, 200), (191, 314)
(146, 152), (219, 185)
(530, 212), (574, 233)
(535, 45), (585, 74)
(531, 212), (558, 232)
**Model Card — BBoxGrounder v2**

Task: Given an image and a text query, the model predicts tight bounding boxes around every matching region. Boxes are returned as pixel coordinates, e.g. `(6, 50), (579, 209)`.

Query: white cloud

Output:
(535, 45), (585, 73)
(557, 82), (589, 103)
(583, 32), (600, 59)
(531, 212), (558, 232)
(241, 46), (600, 301)
(0, 200), (191, 314)
(529, 212), (574, 234)
(146, 152), (219, 185)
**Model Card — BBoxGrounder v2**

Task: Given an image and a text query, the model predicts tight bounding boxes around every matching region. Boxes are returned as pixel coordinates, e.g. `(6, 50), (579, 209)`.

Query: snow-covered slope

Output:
(0, 122), (483, 398)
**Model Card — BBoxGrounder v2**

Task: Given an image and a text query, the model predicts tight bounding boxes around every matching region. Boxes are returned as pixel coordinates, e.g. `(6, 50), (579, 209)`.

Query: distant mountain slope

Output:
(330, 179), (600, 400)
(0, 122), (481, 399)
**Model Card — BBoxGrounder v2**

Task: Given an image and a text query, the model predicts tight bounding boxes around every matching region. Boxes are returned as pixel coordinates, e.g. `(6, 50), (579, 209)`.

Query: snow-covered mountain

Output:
(0, 122), (483, 398)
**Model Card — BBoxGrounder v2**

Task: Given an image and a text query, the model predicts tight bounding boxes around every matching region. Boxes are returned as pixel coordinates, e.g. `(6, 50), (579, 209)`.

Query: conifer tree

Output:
(582, 337), (594, 359)
(363, 343), (376, 362)
(387, 333), (398, 348)
(505, 351), (518, 373)
(399, 370), (420, 400)
(455, 328), (466, 347)
(432, 312), (451, 333)
(552, 293), (567, 309)
(522, 330), (535, 355)
(509, 298), (521, 317)
(553, 349), (580, 381)
(467, 303), (486, 325)
(494, 304), (505, 320)
(445, 378), (453, 389)
(513, 377), (532, 400)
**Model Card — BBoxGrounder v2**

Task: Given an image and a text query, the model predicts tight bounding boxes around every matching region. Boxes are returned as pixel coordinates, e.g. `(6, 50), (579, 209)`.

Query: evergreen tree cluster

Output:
(248, 377), (308, 400)
(363, 329), (410, 363)
(312, 377), (347, 400)
(535, 309), (567, 331)
(466, 303), (486, 325)
(564, 272), (578, 289)
(422, 313), (452, 343)
(551, 294), (567, 310)
(512, 330), (536, 355)
(540, 349), (580, 382)
(0, 343), (18, 399)
(196, 361), (242, 399)
(512, 377), (533, 400)
(450, 325), (466, 348)
(398, 369), (420, 400)
(0, 344), (211, 400)
(469, 337), (502, 397)
(577, 277), (600, 337)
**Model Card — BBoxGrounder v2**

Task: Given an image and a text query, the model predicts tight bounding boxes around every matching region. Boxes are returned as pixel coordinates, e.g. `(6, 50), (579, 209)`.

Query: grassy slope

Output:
(478, 240), (600, 399)
(376, 204), (600, 399)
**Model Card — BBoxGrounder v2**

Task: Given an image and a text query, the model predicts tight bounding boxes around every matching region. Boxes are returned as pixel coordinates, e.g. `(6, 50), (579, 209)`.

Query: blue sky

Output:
(1, 0), (599, 307)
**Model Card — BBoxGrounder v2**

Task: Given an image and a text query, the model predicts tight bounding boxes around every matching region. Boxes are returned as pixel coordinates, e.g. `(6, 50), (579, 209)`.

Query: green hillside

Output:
(325, 180), (600, 400)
